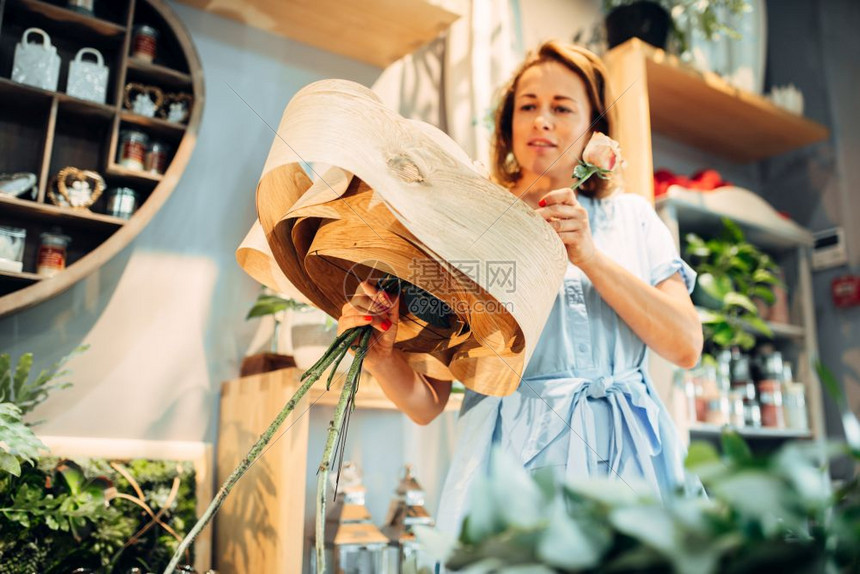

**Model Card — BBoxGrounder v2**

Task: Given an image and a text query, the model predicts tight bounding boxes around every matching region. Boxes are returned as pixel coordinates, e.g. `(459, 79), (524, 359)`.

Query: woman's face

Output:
(511, 61), (594, 191)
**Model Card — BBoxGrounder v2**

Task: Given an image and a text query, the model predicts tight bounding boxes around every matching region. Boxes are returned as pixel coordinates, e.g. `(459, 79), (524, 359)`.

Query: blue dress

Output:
(435, 192), (697, 536)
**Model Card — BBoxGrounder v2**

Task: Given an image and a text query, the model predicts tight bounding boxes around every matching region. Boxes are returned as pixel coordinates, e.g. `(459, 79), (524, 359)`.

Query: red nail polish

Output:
(364, 315), (373, 321)
(381, 319), (392, 331)
(538, 199), (547, 207)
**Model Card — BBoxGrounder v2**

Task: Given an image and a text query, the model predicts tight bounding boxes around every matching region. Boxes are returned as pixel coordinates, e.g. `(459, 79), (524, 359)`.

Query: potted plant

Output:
(243, 288), (341, 376)
(684, 218), (781, 352)
(241, 289), (306, 376)
(603, 0), (750, 53)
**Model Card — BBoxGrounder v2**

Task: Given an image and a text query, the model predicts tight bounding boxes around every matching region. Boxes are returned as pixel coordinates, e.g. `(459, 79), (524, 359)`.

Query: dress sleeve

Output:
(635, 196), (697, 293)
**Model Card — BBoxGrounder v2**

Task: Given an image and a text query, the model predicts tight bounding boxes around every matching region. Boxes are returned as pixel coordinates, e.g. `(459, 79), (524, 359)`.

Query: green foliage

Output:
(245, 292), (308, 320)
(685, 218), (781, 351)
(420, 433), (860, 573)
(0, 457), (197, 573)
(0, 403), (47, 476)
(0, 345), (87, 420)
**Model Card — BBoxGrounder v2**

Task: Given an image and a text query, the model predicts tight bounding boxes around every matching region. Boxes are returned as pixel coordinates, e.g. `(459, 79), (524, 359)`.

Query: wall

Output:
(0, 6), (379, 451)
(760, 0), (860, 474)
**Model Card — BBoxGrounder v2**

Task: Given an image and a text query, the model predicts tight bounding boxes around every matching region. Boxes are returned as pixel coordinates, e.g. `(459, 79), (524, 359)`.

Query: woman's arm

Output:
(579, 254), (703, 368)
(364, 349), (452, 425)
(538, 188), (702, 369)
(336, 280), (451, 425)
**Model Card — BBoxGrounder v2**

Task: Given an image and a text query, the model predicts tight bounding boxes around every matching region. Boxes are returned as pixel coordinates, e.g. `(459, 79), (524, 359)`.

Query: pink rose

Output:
(582, 132), (621, 172)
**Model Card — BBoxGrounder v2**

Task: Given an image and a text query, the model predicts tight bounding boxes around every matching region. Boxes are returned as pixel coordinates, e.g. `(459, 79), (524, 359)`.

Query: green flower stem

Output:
(163, 329), (362, 574)
(315, 327), (372, 571)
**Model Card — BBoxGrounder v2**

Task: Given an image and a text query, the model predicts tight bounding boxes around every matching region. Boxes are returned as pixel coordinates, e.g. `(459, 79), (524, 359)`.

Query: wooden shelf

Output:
(0, 193), (126, 229)
(120, 111), (186, 138)
(7, 0), (126, 38)
(690, 423), (812, 440)
(695, 306), (805, 342)
(0, 76), (57, 104)
(0, 77), (116, 119)
(310, 372), (463, 412)
(657, 185), (814, 252)
(0, 269), (43, 283)
(125, 58), (192, 89)
(106, 163), (163, 183)
(629, 39), (829, 163)
(0, 0), (204, 317)
(217, 367), (462, 573)
(175, 0), (465, 68)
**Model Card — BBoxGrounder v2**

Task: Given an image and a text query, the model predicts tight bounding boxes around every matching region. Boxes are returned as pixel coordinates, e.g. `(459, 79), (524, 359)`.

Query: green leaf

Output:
(698, 309), (725, 325)
(12, 353), (33, 402)
(721, 217), (745, 243)
(0, 450), (21, 476)
(685, 441), (720, 469)
(0, 403), (47, 472)
(723, 292), (757, 314)
(816, 361), (860, 454)
(753, 268), (779, 285)
(698, 273), (732, 302)
(711, 324), (735, 347)
(413, 525), (458, 562)
(537, 497), (604, 570)
(752, 285), (776, 305)
(742, 315), (773, 338)
(721, 431), (753, 465)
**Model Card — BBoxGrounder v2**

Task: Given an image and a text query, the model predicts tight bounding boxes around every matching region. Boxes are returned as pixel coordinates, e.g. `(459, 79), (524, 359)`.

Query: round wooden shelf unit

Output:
(0, 0), (203, 316)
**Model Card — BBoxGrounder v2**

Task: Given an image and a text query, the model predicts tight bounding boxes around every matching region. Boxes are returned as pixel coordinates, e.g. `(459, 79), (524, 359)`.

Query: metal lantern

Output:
(382, 465), (435, 573)
(311, 462), (392, 574)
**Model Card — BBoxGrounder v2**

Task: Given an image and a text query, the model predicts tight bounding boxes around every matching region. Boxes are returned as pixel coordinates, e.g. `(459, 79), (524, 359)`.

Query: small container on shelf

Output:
(104, 187), (139, 219)
(756, 347), (786, 428)
(67, 0), (95, 15)
(0, 226), (27, 273)
(118, 130), (150, 171)
(781, 363), (810, 432)
(705, 396), (730, 426)
(145, 141), (171, 175)
(12, 28), (61, 92)
(131, 25), (160, 63)
(0, 172), (38, 200)
(728, 389), (746, 427)
(758, 379), (785, 428)
(37, 229), (71, 277)
(66, 48), (110, 104)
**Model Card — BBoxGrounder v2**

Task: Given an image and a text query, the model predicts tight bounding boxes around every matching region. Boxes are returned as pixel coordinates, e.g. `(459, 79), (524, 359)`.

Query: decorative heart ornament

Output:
(124, 82), (164, 118)
(49, 167), (105, 209)
(159, 92), (193, 123)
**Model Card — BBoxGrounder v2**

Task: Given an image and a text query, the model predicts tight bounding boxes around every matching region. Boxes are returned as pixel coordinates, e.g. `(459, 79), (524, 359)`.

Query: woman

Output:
(336, 40), (702, 534)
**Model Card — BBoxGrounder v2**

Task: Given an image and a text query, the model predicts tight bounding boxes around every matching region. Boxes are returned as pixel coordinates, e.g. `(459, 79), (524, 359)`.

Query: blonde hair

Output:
(490, 40), (618, 198)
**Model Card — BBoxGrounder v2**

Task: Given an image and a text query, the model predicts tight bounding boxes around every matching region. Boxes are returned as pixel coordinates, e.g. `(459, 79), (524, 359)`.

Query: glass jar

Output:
(145, 141), (170, 175)
(728, 389), (746, 427)
(783, 382), (809, 432)
(715, 349), (732, 394)
(131, 25), (159, 62)
(67, 0), (94, 14)
(105, 187), (139, 219)
(705, 396), (730, 426)
(0, 226), (26, 272)
(37, 229), (71, 277)
(118, 130), (149, 171)
(758, 379), (785, 428)
(744, 399), (762, 428)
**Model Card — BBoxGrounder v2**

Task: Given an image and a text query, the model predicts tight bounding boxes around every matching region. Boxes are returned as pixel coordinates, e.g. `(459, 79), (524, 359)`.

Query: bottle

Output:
(757, 348), (785, 428)
(781, 363), (809, 432)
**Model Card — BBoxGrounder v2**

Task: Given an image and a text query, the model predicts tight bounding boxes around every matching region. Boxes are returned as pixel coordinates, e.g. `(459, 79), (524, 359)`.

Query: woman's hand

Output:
(336, 280), (400, 368)
(537, 188), (597, 268)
